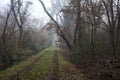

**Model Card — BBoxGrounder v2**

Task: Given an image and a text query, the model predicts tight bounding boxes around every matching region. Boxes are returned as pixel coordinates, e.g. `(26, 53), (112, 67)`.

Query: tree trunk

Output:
(39, 0), (72, 50)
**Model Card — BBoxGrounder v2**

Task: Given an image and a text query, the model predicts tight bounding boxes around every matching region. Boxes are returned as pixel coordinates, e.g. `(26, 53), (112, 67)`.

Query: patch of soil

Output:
(44, 52), (59, 80)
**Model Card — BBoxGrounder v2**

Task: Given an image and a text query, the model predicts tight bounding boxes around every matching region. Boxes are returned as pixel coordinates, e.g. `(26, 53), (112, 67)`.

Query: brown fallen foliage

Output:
(76, 56), (120, 80)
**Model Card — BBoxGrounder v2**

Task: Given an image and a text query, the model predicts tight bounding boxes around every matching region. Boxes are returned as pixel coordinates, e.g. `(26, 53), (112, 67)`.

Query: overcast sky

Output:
(0, 0), (51, 19)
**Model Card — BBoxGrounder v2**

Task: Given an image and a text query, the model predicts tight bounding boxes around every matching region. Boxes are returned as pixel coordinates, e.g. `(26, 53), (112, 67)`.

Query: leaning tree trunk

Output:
(39, 0), (72, 50)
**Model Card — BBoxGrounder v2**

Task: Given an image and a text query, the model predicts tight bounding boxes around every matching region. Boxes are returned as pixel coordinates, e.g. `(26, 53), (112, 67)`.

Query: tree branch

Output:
(38, 0), (72, 50)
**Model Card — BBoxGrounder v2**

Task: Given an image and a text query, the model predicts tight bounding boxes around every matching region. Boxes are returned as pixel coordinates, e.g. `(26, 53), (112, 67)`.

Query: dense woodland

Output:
(0, 0), (120, 80)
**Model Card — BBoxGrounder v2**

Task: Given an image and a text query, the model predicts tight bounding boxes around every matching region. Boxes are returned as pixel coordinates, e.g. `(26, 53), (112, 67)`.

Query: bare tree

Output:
(73, 0), (82, 47)
(0, 6), (13, 68)
(11, 0), (32, 46)
(102, 0), (120, 56)
(38, 0), (72, 50)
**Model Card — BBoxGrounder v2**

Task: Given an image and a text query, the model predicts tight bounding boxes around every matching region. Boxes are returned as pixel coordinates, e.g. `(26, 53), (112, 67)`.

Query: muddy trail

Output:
(51, 53), (59, 80)
(44, 51), (59, 80)
(10, 51), (47, 80)
(0, 48), (85, 80)
(44, 49), (84, 80)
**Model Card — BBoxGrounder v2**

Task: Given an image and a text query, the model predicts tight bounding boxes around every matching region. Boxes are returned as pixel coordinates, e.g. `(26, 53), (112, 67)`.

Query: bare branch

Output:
(38, 0), (72, 50)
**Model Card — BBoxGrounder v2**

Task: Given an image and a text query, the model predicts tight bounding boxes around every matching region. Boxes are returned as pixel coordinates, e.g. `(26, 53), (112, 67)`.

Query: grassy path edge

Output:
(58, 52), (86, 80)
(0, 49), (48, 80)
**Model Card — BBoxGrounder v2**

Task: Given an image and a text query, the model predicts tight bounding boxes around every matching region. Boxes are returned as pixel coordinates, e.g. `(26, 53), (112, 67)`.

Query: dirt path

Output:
(0, 48), (85, 80)
(44, 50), (84, 80)
(9, 51), (47, 80)
(50, 52), (59, 80)
(44, 50), (59, 80)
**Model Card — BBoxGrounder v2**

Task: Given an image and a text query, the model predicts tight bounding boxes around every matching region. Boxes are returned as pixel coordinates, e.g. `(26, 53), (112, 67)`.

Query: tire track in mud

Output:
(44, 50), (59, 80)
(9, 51), (48, 80)
(51, 52), (59, 80)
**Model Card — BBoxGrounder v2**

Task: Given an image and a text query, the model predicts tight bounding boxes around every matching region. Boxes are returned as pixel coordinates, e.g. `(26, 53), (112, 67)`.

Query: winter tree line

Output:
(0, 0), (52, 69)
(0, 0), (120, 78)
(39, 0), (120, 79)
(40, 0), (120, 56)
